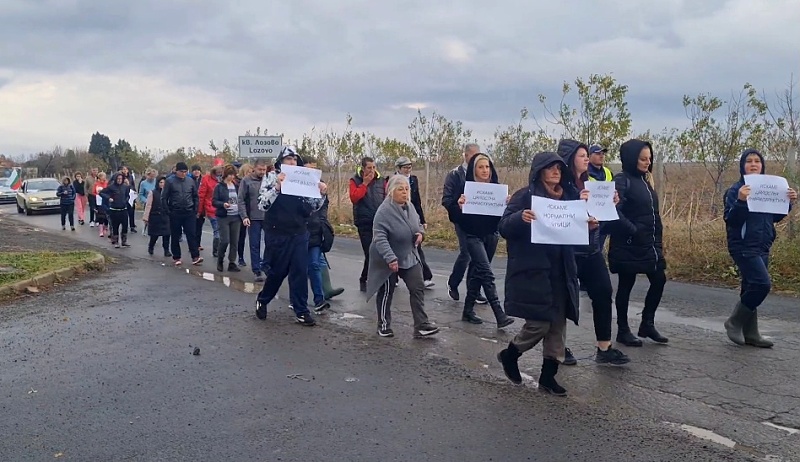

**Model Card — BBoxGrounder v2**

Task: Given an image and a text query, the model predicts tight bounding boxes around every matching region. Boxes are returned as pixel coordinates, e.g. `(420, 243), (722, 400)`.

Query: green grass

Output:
(0, 251), (99, 286)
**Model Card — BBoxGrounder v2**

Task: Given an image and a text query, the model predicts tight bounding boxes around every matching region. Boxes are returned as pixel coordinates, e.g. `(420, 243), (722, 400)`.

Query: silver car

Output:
(15, 178), (62, 215)
(0, 178), (17, 204)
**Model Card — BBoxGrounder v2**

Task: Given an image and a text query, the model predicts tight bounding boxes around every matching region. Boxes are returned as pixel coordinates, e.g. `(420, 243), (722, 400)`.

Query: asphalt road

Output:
(2, 205), (799, 461)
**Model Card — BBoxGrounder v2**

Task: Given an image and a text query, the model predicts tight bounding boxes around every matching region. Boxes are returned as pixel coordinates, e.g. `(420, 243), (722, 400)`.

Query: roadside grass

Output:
(0, 251), (99, 286)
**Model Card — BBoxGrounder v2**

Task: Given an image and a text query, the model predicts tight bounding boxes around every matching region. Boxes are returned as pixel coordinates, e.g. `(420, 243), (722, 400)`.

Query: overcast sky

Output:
(1, 0), (799, 157)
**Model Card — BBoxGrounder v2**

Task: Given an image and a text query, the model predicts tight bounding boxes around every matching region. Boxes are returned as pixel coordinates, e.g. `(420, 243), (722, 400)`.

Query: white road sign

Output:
(239, 136), (283, 158)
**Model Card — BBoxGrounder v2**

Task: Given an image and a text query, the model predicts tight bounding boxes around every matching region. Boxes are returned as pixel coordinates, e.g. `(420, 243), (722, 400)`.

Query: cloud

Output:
(1, 0), (799, 156)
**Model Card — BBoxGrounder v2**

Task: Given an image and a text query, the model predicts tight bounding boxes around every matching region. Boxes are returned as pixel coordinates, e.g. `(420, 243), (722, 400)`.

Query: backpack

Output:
(320, 220), (335, 253)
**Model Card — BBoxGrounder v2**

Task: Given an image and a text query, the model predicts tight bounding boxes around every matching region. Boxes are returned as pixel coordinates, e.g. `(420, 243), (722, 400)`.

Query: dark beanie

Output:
(176, 162), (189, 171)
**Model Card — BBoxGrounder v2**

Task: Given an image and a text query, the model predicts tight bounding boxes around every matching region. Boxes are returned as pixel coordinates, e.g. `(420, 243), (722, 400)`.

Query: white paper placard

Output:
(530, 196), (589, 245)
(280, 165), (322, 198)
(585, 181), (619, 221)
(462, 181), (508, 216)
(95, 194), (102, 206)
(128, 190), (137, 206)
(744, 174), (790, 215)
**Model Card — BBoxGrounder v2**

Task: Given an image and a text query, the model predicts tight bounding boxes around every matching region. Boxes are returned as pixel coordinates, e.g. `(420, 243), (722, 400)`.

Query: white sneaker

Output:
(89, 222), (96, 227)
(424, 280), (435, 288)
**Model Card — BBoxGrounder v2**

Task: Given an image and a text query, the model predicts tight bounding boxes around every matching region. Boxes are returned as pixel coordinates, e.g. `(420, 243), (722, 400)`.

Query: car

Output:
(16, 178), (62, 215)
(0, 178), (16, 204)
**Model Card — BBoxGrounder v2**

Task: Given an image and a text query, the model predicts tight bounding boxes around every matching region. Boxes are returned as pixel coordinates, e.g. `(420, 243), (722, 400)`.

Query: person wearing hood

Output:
(100, 172), (132, 248)
(608, 139), (668, 345)
(198, 166), (222, 258)
(452, 153), (514, 328)
(162, 161), (202, 266)
(142, 175), (172, 257)
(349, 156), (387, 292)
(254, 146), (328, 327)
(394, 157), (434, 288)
(366, 174), (440, 339)
(723, 149), (797, 348)
(120, 165), (138, 234)
(496, 152), (585, 396)
(57, 176), (76, 231)
(557, 139), (630, 365)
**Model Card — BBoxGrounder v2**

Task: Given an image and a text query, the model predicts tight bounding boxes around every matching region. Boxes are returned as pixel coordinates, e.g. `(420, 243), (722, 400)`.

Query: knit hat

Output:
(175, 162), (189, 172)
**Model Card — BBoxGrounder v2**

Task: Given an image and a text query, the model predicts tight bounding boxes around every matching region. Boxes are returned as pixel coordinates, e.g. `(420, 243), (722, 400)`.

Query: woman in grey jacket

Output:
(366, 175), (439, 338)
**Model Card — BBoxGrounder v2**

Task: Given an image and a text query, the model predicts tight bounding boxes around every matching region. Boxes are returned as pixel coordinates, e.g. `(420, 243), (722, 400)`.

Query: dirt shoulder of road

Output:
(0, 216), (115, 303)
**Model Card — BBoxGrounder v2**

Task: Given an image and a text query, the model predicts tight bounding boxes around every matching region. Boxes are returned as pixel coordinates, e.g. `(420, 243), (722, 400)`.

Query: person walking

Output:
(142, 176), (172, 257)
(212, 165), (242, 273)
(254, 146), (328, 326)
(558, 139), (630, 364)
(394, 157), (434, 288)
(609, 139), (668, 345)
(587, 144), (614, 257)
(120, 165), (138, 233)
(723, 149), (797, 348)
(349, 156), (387, 292)
(452, 154), (514, 328)
(92, 172), (108, 236)
(306, 180), (333, 312)
(235, 163), (251, 267)
(496, 152), (584, 396)
(366, 174), (440, 338)
(238, 159), (270, 281)
(162, 162), (202, 266)
(72, 172), (87, 225)
(442, 143), (487, 304)
(199, 166), (222, 258)
(57, 176), (76, 231)
(100, 173), (132, 248)
(86, 167), (98, 227)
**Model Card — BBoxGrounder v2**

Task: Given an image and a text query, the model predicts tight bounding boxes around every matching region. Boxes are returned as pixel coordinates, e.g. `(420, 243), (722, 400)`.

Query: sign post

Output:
(238, 136), (283, 159)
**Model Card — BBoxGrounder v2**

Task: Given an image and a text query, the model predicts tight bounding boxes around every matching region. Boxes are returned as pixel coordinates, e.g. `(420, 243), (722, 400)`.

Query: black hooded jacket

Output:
(498, 152), (580, 325)
(264, 150), (315, 235)
(557, 139), (605, 257)
(452, 155), (502, 237)
(607, 139), (665, 274)
(724, 149), (791, 256)
(100, 173), (131, 211)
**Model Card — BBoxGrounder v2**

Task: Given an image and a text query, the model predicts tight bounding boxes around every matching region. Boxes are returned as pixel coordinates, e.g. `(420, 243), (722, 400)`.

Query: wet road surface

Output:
(2, 205), (799, 461)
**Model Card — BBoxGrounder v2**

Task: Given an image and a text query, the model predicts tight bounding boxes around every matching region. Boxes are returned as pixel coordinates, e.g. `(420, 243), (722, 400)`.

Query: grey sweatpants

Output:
(376, 263), (430, 330)
(217, 215), (241, 264)
(511, 299), (567, 363)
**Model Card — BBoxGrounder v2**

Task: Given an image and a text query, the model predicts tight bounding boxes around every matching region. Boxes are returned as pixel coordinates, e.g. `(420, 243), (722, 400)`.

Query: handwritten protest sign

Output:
(585, 181), (619, 221)
(530, 196), (589, 245)
(744, 174), (790, 215)
(280, 165), (323, 198)
(128, 190), (137, 206)
(462, 181), (508, 216)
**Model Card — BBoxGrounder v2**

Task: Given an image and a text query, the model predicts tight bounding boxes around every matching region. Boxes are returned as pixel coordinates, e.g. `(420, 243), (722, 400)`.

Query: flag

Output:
(7, 168), (21, 190)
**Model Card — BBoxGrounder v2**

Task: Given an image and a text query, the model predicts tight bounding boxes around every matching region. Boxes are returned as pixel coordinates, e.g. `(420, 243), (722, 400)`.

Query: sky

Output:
(1, 0), (799, 157)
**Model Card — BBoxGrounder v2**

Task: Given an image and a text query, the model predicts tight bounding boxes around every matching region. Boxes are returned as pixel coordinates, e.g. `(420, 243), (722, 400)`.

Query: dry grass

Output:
(326, 161), (800, 296)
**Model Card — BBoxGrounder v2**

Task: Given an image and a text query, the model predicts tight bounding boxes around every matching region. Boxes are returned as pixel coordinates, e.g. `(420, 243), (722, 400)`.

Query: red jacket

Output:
(198, 174), (219, 218)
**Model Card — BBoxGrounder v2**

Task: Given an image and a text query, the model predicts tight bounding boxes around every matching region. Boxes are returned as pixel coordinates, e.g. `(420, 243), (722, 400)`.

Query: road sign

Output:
(238, 136), (283, 158)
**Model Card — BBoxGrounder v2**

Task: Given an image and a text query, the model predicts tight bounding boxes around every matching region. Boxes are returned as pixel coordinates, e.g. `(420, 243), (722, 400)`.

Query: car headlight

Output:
(29, 197), (41, 202)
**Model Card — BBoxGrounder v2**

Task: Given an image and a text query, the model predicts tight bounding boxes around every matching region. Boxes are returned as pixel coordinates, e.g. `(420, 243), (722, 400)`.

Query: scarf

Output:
(541, 181), (563, 200)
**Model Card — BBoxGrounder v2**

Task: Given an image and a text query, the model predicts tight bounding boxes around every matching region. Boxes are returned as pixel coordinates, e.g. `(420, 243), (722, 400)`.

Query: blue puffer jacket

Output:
(57, 184), (76, 206)
(724, 149), (792, 257)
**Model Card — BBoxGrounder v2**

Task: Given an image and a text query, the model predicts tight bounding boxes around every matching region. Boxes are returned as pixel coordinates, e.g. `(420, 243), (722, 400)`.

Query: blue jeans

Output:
(308, 246), (324, 305)
(248, 220), (268, 274)
(256, 232), (311, 316)
(733, 254), (771, 310)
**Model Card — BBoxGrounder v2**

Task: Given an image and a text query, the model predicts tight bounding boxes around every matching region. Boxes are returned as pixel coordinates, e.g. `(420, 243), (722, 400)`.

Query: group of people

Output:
(50, 138), (796, 398)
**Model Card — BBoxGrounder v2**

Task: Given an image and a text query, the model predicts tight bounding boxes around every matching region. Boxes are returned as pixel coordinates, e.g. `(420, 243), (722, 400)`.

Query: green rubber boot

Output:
(322, 264), (344, 300)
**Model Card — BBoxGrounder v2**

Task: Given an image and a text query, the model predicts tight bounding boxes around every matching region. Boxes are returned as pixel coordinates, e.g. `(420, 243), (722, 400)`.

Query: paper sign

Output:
(280, 165), (322, 198)
(462, 181), (508, 216)
(128, 190), (137, 206)
(95, 195), (102, 206)
(530, 196), (589, 245)
(585, 181), (619, 221)
(744, 174), (790, 215)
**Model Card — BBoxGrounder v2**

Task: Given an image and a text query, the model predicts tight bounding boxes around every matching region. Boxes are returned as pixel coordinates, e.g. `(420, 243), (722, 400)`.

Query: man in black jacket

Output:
(441, 143), (486, 303)
(162, 161), (202, 266)
(395, 157), (434, 288)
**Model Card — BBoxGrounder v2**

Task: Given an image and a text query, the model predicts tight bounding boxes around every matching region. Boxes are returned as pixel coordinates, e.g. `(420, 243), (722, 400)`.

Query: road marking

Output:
(762, 422), (800, 435)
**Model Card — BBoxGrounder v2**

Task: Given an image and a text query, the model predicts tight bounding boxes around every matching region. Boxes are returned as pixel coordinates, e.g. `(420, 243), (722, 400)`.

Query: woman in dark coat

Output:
(143, 176), (171, 257)
(608, 139), (668, 344)
(496, 152), (586, 396)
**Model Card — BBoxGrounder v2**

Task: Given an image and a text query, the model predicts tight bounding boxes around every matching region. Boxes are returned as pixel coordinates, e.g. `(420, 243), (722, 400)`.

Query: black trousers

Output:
(357, 226), (372, 283)
(237, 218), (247, 261)
(128, 204), (136, 230)
(616, 270), (667, 327)
(88, 195), (96, 223)
(109, 209), (129, 237)
(148, 235), (171, 253)
(195, 216), (205, 249)
(60, 203), (75, 227)
(576, 252), (614, 341)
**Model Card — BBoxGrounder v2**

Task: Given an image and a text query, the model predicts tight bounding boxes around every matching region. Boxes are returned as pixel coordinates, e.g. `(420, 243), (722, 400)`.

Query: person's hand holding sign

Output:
(458, 194), (466, 209)
(580, 189), (590, 201)
(588, 216), (599, 230)
(738, 185), (751, 201)
(275, 173), (286, 192)
(319, 182), (328, 195)
(788, 187), (798, 203)
(613, 190), (620, 206)
(522, 209), (536, 223)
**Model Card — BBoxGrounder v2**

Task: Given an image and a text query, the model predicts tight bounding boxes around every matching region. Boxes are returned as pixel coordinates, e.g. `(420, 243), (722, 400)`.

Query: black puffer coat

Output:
(308, 192), (330, 249)
(146, 188), (170, 237)
(608, 139), (666, 274)
(499, 152), (580, 325)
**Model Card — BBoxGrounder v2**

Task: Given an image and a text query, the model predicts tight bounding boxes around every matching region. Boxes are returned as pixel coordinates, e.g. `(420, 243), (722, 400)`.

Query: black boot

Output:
(147, 244), (154, 256)
(217, 258), (224, 272)
(743, 308), (773, 348)
(228, 262), (241, 272)
(638, 307), (668, 343)
(724, 301), (751, 346)
(490, 302), (514, 328)
(121, 234), (130, 247)
(212, 237), (220, 258)
(497, 342), (523, 384)
(538, 358), (567, 396)
(616, 330), (643, 347)
(112, 235), (120, 248)
(461, 301), (483, 324)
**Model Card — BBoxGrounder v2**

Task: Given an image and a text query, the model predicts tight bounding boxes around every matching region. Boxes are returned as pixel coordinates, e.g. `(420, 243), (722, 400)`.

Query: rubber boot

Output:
(212, 237), (220, 258)
(490, 302), (514, 328)
(538, 358), (567, 396)
(637, 306), (668, 343)
(321, 265), (344, 300)
(743, 309), (773, 348)
(497, 342), (522, 384)
(724, 301), (751, 346)
(121, 233), (130, 247)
